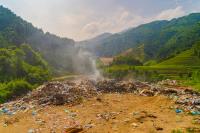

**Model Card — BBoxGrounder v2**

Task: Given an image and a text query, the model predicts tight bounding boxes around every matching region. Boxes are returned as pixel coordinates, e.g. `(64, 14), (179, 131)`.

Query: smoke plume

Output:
(72, 46), (102, 81)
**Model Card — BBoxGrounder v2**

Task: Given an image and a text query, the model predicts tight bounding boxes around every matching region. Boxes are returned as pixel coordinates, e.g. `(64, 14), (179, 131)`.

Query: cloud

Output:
(0, 0), (189, 41)
(80, 6), (186, 40)
(82, 22), (100, 35)
(80, 8), (145, 40)
(155, 6), (185, 20)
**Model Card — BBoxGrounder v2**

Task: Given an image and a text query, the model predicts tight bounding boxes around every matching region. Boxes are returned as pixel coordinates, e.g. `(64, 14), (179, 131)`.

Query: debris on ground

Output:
(65, 126), (83, 133)
(24, 80), (98, 106)
(95, 79), (200, 113)
(0, 78), (199, 132)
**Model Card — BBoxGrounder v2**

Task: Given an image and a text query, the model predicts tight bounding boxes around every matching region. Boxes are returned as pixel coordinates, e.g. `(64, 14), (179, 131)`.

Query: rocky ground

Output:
(0, 79), (199, 133)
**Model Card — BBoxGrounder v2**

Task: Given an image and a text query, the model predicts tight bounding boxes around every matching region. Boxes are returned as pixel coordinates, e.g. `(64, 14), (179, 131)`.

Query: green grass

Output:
(157, 49), (200, 66)
(102, 49), (200, 91)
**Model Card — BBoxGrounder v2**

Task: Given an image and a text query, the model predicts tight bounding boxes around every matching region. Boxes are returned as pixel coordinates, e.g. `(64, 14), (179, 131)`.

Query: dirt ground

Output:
(0, 94), (199, 133)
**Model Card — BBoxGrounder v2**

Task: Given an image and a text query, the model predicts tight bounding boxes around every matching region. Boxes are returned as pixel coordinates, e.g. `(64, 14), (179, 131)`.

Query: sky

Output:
(0, 0), (200, 41)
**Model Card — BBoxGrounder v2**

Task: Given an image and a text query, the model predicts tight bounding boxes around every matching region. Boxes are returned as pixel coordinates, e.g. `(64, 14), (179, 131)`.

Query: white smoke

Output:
(72, 47), (102, 81)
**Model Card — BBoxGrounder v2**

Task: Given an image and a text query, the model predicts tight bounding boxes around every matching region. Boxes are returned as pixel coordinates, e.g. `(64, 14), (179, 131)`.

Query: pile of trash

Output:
(96, 80), (137, 93)
(95, 79), (200, 112)
(0, 79), (199, 116)
(0, 80), (98, 115)
(23, 80), (98, 106)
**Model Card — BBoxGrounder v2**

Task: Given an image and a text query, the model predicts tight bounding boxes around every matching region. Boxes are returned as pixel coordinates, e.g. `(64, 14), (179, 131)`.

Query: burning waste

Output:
(72, 47), (102, 81)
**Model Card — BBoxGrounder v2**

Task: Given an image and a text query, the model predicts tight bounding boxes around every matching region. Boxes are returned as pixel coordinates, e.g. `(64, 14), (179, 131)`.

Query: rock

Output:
(130, 123), (138, 128)
(84, 124), (95, 129)
(139, 89), (155, 96)
(96, 112), (119, 121)
(96, 97), (102, 102)
(155, 127), (163, 131)
(65, 127), (83, 133)
(123, 118), (131, 123)
(28, 129), (35, 133)
(147, 114), (157, 118)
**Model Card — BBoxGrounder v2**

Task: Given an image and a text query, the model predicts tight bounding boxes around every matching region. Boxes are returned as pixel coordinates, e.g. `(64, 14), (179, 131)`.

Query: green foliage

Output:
(24, 63), (50, 85)
(20, 44), (48, 68)
(157, 49), (200, 66)
(0, 45), (50, 83)
(171, 129), (184, 133)
(193, 42), (200, 58)
(112, 56), (142, 66)
(5, 80), (32, 98)
(103, 65), (135, 79)
(144, 60), (157, 66)
(0, 6), (76, 74)
(0, 80), (32, 102)
(102, 47), (200, 84)
(181, 70), (200, 91)
(0, 45), (50, 102)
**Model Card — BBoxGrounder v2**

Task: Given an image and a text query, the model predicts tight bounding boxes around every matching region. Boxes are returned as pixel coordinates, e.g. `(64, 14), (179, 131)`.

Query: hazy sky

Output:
(1, 0), (200, 41)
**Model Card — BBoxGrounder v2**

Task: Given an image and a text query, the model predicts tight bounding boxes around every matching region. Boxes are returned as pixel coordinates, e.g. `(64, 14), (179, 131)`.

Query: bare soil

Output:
(0, 93), (199, 133)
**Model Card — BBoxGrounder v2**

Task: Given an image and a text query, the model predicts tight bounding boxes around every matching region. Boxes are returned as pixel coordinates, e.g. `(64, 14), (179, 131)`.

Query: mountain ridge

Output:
(0, 5), (77, 74)
(79, 13), (200, 63)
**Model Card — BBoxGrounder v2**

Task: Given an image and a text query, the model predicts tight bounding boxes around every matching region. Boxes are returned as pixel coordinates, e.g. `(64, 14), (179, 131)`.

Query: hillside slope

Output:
(81, 13), (200, 62)
(157, 49), (200, 66)
(0, 6), (76, 73)
(76, 33), (112, 56)
(117, 44), (145, 62)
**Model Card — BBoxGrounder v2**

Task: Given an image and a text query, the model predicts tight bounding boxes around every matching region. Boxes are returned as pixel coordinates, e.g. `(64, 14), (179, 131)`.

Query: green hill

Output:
(157, 49), (200, 66)
(0, 6), (89, 102)
(0, 6), (76, 74)
(117, 44), (145, 62)
(82, 13), (200, 62)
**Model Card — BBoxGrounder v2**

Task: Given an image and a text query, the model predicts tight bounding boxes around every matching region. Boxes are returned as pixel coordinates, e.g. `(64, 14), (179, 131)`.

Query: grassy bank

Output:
(102, 64), (200, 91)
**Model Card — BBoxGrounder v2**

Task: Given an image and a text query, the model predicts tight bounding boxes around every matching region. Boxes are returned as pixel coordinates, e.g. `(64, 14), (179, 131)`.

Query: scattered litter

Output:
(175, 109), (183, 114)
(28, 129), (35, 133)
(32, 111), (37, 116)
(190, 111), (200, 115)
(155, 127), (163, 131)
(186, 127), (200, 132)
(84, 124), (95, 129)
(0, 79), (199, 121)
(192, 118), (200, 124)
(96, 112), (119, 121)
(64, 109), (70, 113)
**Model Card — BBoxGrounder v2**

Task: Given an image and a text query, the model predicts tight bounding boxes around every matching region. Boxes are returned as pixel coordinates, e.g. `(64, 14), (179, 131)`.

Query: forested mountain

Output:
(0, 6), (76, 74)
(76, 33), (112, 55)
(82, 13), (200, 62)
(0, 6), (81, 101)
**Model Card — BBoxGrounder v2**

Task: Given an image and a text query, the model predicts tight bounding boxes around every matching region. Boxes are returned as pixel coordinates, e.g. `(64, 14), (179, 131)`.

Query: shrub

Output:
(5, 80), (32, 98)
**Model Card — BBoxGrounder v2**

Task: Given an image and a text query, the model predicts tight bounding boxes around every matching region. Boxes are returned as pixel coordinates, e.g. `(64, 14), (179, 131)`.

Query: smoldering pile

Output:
(23, 80), (98, 106)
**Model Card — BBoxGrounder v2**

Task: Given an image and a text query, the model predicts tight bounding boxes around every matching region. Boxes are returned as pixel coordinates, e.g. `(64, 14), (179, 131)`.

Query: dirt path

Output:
(0, 94), (199, 133)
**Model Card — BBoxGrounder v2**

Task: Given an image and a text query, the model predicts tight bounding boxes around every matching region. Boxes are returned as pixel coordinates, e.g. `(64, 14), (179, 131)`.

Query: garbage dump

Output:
(96, 79), (199, 112)
(23, 80), (98, 106)
(0, 79), (199, 116)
